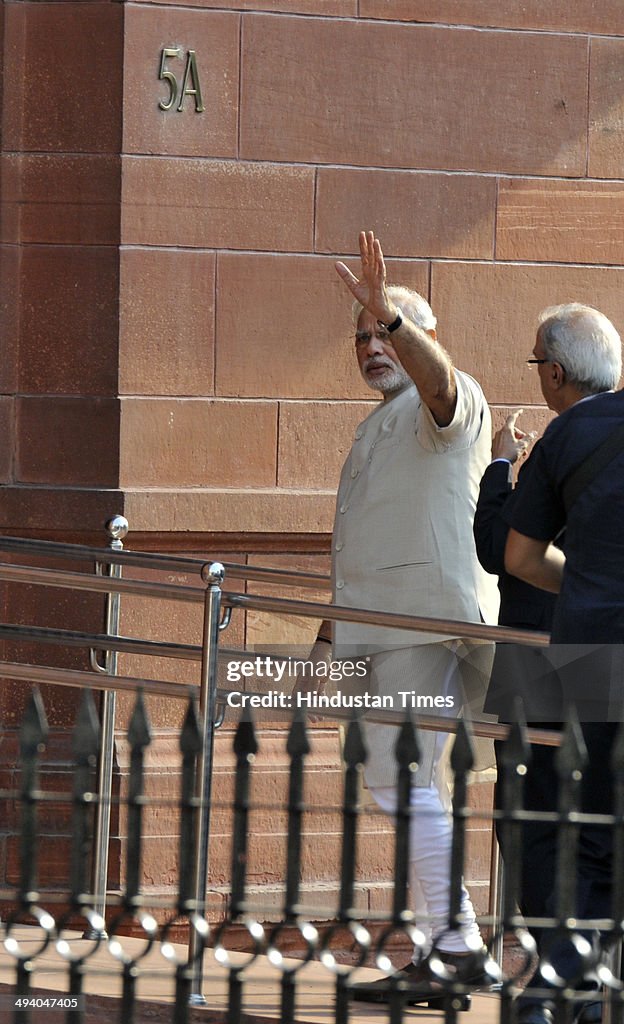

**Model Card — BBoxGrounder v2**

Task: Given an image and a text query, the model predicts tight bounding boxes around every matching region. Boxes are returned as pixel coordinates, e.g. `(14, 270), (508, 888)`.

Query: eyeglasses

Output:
(527, 357), (566, 372)
(355, 329), (393, 348)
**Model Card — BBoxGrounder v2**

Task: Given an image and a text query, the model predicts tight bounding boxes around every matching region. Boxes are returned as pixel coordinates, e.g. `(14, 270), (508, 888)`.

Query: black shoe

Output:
(350, 948), (492, 1009)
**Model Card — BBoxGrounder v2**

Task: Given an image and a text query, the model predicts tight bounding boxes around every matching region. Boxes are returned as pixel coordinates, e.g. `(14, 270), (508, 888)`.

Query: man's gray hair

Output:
(537, 302), (622, 394)
(352, 285), (437, 331)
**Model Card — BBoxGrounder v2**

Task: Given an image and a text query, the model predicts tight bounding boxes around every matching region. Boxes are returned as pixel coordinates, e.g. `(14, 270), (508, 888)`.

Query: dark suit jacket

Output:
(474, 458), (560, 720)
(474, 459), (556, 631)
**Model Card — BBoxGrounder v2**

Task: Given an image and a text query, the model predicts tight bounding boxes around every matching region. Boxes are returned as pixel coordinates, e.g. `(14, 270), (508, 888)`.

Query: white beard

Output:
(364, 361), (412, 395)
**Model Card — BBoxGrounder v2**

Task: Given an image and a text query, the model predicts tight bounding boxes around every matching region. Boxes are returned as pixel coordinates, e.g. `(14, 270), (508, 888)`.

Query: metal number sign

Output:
(158, 48), (205, 113)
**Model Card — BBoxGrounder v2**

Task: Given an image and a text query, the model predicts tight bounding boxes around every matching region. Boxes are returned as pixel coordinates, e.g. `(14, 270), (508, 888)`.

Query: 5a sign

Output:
(158, 48), (205, 113)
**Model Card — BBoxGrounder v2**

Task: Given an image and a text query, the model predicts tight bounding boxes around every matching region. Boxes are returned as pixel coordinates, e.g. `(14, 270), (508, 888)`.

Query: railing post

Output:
(189, 561), (225, 1005)
(89, 514), (128, 931)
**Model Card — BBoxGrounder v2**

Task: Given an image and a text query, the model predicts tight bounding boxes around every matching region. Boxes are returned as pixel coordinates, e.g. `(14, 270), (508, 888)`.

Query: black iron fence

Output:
(0, 528), (622, 1023)
(1, 685), (623, 1024)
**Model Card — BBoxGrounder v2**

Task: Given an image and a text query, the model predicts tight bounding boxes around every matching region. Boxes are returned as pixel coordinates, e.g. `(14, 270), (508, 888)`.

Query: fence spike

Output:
(343, 716), (368, 768)
(73, 690), (100, 764)
(230, 707), (257, 917)
(19, 687), (48, 756)
(498, 708), (531, 921)
(450, 717), (475, 774)
(394, 714), (421, 768)
(554, 708), (586, 919)
(555, 706), (587, 778)
(610, 718), (624, 927)
(611, 718), (624, 775)
(127, 689), (152, 749)
(180, 695), (203, 758)
(287, 710), (310, 757)
(178, 696), (203, 911)
(233, 707), (258, 758)
(18, 688), (48, 899)
(499, 714), (532, 771)
(339, 715), (366, 920)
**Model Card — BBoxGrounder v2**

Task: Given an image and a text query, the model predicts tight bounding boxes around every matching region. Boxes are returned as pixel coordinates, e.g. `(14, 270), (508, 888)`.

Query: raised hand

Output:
(492, 409), (537, 464)
(335, 230), (397, 325)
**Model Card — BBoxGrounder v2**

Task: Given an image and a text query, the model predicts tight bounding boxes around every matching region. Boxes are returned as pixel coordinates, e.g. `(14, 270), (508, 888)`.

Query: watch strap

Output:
(378, 307), (403, 333)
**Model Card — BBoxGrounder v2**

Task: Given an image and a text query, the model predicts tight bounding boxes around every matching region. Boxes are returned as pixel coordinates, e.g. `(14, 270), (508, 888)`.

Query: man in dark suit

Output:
(476, 416), (571, 1023)
(475, 302), (622, 1024)
(474, 410), (559, 721)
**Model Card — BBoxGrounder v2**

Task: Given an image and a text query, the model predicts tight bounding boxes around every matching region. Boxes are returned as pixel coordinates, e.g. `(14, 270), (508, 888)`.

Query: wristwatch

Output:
(377, 307), (403, 333)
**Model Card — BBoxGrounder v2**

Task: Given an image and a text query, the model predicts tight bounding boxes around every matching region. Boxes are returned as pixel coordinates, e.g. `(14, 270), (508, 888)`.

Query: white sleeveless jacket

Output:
(331, 372), (499, 656)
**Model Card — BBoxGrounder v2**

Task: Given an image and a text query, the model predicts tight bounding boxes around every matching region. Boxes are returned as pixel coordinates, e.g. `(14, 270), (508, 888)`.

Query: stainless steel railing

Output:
(0, 532), (329, 588)
(88, 517), (126, 929)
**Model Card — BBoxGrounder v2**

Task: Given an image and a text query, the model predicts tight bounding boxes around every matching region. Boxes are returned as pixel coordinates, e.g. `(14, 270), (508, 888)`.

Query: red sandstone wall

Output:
(3, 2), (624, 538)
(118, 3), (624, 537)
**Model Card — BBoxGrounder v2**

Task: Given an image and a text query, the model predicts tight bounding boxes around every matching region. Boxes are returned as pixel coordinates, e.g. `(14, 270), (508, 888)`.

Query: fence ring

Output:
(318, 920), (371, 977)
(424, 928), (503, 987)
(159, 913), (211, 968)
(487, 927), (536, 985)
(3, 906), (56, 962)
(538, 929), (597, 990)
(54, 908), (105, 964)
(265, 920), (319, 976)
(212, 918), (265, 972)
(594, 934), (624, 992)
(374, 920), (428, 975)
(106, 909), (159, 966)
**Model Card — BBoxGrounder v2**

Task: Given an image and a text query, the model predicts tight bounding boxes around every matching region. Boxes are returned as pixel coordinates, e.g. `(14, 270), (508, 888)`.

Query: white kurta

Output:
(331, 372), (499, 787)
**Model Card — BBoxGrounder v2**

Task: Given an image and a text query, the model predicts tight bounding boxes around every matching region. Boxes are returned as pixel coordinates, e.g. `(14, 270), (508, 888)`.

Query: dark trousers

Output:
(495, 723), (616, 998)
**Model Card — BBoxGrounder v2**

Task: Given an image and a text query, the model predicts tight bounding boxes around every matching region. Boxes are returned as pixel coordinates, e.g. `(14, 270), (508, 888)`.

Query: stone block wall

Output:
(2, 1), (624, 537)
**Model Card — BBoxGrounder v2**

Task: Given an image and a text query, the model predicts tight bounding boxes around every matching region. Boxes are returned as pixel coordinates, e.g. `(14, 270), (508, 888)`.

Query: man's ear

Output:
(427, 328), (437, 341)
(551, 361), (566, 387)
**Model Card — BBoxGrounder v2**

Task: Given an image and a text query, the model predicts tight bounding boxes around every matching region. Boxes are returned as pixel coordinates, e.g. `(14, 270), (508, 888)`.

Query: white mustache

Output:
(364, 359), (394, 372)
